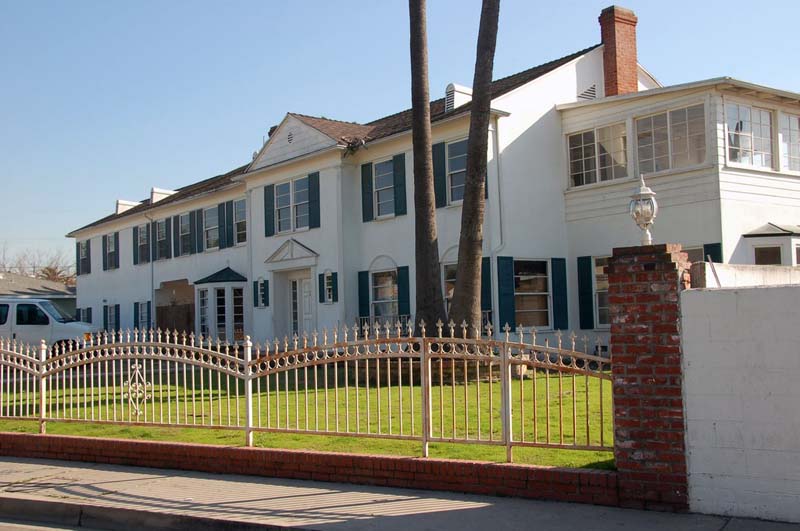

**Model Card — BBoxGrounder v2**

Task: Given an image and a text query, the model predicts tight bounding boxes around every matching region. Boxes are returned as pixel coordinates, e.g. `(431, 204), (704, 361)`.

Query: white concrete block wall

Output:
(681, 286), (800, 522)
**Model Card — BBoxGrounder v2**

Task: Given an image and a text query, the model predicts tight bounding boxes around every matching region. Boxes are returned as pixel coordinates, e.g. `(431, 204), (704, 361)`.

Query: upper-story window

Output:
(780, 113), (800, 172)
(726, 103), (772, 169)
(234, 199), (247, 244)
(178, 213), (191, 256)
(204, 207), (219, 250)
(447, 139), (467, 202)
(636, 103), (706, 174)
(77, 240), (91, 275)
(104, 234), (117, 269)
(373, 160), (395, 217)
(569, 123), (627, 187)
(155, 219), (169, 260)
(137, 224), (149, 264)
(276, 176), (309, 232)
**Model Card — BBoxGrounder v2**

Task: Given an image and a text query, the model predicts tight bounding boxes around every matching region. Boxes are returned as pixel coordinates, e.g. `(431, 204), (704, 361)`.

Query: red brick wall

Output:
(599, 6), (638, 97)
(0, 433), (619, 506)
(609, 244), (690, 511)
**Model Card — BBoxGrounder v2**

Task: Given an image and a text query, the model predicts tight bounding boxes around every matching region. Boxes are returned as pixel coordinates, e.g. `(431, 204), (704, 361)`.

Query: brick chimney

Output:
(599, 6), (638, 97)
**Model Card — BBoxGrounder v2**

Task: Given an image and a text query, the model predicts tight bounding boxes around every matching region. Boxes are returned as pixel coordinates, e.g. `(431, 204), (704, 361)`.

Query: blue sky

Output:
(1, 0), (798, 261)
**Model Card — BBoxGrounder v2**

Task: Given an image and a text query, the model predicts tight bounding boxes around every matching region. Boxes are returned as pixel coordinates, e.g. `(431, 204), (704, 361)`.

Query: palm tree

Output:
(449, 0), (500, 332)
(409, 0), (447, 330)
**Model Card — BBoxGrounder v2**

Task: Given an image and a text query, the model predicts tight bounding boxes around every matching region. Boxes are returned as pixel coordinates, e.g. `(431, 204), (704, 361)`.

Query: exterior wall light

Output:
(629, 174), (658, 246)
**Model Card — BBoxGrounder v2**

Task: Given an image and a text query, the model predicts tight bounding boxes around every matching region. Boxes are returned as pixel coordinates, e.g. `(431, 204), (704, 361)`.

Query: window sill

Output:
(371, 214), (396, 223)
(445, 201), (463, 209)
(723, 161), (797, 177)
(565, 163), (716, 194)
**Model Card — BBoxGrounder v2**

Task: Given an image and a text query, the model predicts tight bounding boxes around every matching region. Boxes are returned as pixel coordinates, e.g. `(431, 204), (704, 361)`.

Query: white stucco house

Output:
(68, 6), (800, 344)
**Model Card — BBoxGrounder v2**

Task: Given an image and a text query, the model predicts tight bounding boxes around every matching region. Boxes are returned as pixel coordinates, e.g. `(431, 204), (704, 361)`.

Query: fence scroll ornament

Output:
(0, 321), (612, 462)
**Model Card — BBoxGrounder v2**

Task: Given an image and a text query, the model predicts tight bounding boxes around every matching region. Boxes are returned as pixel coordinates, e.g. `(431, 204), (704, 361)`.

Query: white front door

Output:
(289, 277), (314, 336)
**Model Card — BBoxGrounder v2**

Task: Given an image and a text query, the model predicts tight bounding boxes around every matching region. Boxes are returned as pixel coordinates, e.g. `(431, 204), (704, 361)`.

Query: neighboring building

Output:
(0, 271), (76, 317)
(68, 6), (800, 343)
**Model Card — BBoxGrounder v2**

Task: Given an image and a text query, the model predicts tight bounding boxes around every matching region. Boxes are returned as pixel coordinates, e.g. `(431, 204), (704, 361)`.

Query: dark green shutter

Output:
(103, 305), (108, 331)
(433, 142), (447, 208)
(253, 281), (259, 307)
(264, 185), (275, 236)
(84, 240), (91, 273)
(114, 304), (121, 332)
(318, 273), (326, 303)
(308, 172), (320, 228)
(75, 307), (81, 321)
(361, 164), (374, 222)
(397, 266), (410, 317)
(217, 203), (227, 249)
(75, 242), (81, 275)
(132, 227), (139, 265)
(172, 216), (180, 256)
(150, 221), (157, 261)
(194, 209), (204, 253)
(577, 256), (594, 330)
(225, 200), (234, 248)
(497, 256), (515, 330)
(703, 242), (723, 263)
(551, 258), (568, 331)
(332, 272), (338, 302)
(102, 235), (108, 271)
(144, 222), (152, 263)
(86, 307), (92, 324)
(358, 271), (370, 317)
(189, 210), (198, 254)
(146, 301), (151, 330)
(164, 217), (173, 259)
(133, 302), (140, 329)
(262, 280), (269, 307)
(392, 154), (407, 216)
(480, 256), (492, 312)
(113, 232), (120, 268)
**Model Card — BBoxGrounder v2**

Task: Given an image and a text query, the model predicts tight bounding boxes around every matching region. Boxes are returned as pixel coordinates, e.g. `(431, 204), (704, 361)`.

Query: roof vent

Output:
(445, 83), (473, 112)
(577, 84), (597, 100)
(287, 131), (294, 144)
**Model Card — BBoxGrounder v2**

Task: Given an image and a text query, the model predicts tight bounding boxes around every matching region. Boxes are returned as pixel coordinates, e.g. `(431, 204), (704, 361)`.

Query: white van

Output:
(0, 298), (97, 347)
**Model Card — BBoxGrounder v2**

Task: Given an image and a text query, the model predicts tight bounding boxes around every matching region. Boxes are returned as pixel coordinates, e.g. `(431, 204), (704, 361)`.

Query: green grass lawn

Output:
(0, 361), (614, 470)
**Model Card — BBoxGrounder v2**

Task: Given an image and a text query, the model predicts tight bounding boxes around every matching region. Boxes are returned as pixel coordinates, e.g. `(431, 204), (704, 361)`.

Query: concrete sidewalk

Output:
(0, 458), (795, 531)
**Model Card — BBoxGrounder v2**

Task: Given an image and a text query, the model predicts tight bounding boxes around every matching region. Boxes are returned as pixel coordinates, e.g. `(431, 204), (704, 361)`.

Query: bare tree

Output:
(0, 245), (75, 286)
(409, 0), (447, 329)
(449, 0), (500, 330)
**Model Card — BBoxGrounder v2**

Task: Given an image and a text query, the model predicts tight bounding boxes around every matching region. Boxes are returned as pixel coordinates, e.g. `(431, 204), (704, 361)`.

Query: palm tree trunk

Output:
(409, 0), (446, 332)
(449, 0), (500, 333)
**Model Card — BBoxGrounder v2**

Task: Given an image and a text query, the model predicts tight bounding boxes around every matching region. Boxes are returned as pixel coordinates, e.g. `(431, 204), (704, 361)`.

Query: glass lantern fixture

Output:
(629, 174), (658, 246)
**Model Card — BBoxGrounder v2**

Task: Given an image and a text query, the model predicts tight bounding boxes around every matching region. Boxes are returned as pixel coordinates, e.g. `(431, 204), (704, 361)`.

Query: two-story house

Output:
(68, 6), (800, 343)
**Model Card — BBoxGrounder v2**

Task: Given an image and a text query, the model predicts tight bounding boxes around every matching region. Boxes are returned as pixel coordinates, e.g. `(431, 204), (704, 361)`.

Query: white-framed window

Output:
(371, 270), (399, 321)
(155, 219), (168, 260)
(215, 287), (226, 340)
(78, 240), (88, 259)
(233, 287), (244, 341)
(780, 112), (800, 172)
(754, 245), (782, 265)
(234, 199), (247, 244)
(105, 233), (116, 269)
(178, 213), (191, 256)
(138, 301), (149, 330)
(373, 160), (395, 217)
(569, 123), (628, 187)
(324, 272), (334, 304)
(204, 207), (219, 250)
(442, 262), (458, 316)
(447, 138), (468, 202)
(137, 224), (149, 263)
(275, 177), (309, 232)
(636, 103), (706, 174)
(198, 289), (209, 337)
(593, 257), (610, 328)
(105, 305), (117, 333)
(255, 278), (267, 308)
(513, 260), (550, 328)
(726, 103), (773, 169)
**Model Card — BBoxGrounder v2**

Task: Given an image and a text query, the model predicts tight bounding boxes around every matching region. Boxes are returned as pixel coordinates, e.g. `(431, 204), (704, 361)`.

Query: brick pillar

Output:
(609, 244), (690, 512)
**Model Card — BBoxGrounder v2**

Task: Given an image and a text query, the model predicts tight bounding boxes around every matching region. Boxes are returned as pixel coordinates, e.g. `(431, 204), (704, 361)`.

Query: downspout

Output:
(489, 114), (505, 333)
(144, 213), (155, 330)
(246, 187), (254, 338)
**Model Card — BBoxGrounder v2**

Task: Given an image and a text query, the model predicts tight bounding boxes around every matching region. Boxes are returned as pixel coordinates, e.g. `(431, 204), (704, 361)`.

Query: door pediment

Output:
(265, 239), (319, 271)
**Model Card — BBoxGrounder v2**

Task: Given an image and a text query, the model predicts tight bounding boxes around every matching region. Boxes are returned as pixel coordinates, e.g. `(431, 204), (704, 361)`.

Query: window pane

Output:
(277, 206), (291, 232)
(448, 139), (468, 158)
(234, 199), (246, 222)
(568, 130), (596, 187)
(780, 113), (800, 171)
(204, 208), (218, 227)
(215, 288), (226, 340)
(596, 123), (627, 181)
(516, 311), (549, 328)
(728, 103), (772, 169)
(637, 112), (669, 174)
(514, 260), (549, 329)
(0, 305), (7, 325)
(515, 294), (549, 311)
(295, 202), (309, 228)
(754, 246), (781, 265)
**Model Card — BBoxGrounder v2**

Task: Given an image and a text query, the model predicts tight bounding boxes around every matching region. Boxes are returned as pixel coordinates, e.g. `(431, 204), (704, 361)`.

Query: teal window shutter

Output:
(358, 271), (370, 317)
(75, 242), (81, 275)
(102, 235), (108, 271)
(114, 304), (121, 332)
(497, 257), (515, 329)
(264, 185), (275, 236)
(225, 200), (234, 248)
(481, 256), (492, 313)
(262, 280), (269, 307)
(318, 273), (326, 303)
(397, 266), (410, 317)
(253, 281), (259, 307)
(172, 216), (180, 256)
(551, 258), (568, 330)
(392, 154), (407, 216)
(84, 240), (91, 273)
(577, 256), (594, 330)
(86, 307), (92, 324)
(133, 302), (139, 330)
(332, 272), (338, 302)
(361, 164), (374, 222)
(703, 242), (723, 263)
(103, 305), (108, 331)
(433, 142), (447, 208)
(164, 217), (173, 259)
(217, 203), (227, 249)
(113, 232), (120, 268)
(308, 172), (321, 228)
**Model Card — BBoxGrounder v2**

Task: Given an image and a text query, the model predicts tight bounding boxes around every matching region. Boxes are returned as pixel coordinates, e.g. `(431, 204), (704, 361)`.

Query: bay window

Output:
(637, 103), (706, 174)
(569, 122), (627, 187)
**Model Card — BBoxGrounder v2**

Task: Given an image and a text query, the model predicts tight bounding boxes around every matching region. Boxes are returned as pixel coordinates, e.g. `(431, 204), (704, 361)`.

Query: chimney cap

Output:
(599, 5), (637, 23)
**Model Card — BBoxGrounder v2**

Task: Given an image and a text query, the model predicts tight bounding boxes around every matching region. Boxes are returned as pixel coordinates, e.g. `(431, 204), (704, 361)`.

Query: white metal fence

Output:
(0, 321), (612, 462)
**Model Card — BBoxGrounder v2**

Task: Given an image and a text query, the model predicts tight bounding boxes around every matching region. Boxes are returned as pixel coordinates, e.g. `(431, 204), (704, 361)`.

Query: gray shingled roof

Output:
(0, 272), (75, 298)
(743, 223), (800, 237)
